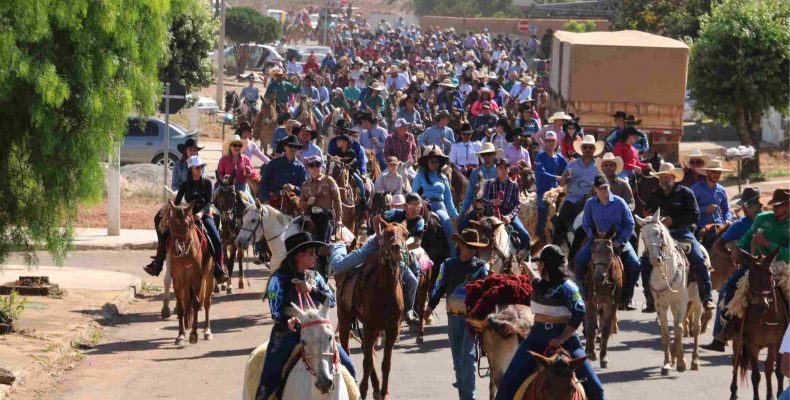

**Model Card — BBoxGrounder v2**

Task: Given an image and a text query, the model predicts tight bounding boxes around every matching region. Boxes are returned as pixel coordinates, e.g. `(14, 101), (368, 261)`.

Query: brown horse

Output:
(448, 163), (469, 209)
(214, 175), (250, 294)
(516, 350), (588, 400)
(365, 149), (381, 184)
(165, 201), (215, 345)
(582, 226), (623, 369)
(729, 248), (787, 400)
(326, 158), (361, 239)
(253, 96), (277, 153)
(336, 222), (407, 400)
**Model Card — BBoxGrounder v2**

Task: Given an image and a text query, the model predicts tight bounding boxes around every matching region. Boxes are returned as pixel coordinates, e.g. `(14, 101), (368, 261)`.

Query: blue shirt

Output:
(582, 193), (635, 245)
(418, 125), (455, 154)
(271, 127), (289, 151)
(259, 156), (306, 201)
(396, 108), (422, 126)
(411, 170), (459, 219)
(564, 158), (598, 204)
(359, 125), (388, 154)
(382, 209), (425, 237)
(240, 86), (259, 103)
(301, 86), (320, 103)
(267, 269), (333, 326)
(691, 180), (732, 228)
(428, 257), (489, 310)
(298, 143), (323, 177)
(535, 151), (568, 195)
(460, 164), (497, 215)
(531, 278), (586, 329)
(328, 137), (367, 175)
(721, 216), (754, 242)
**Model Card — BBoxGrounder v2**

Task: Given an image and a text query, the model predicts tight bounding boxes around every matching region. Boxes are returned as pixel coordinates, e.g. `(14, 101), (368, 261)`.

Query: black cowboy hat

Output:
(506, 127), (526, 142)
(280, 134), (305, 149)
(283, 232), (327, 261)
(735, 187), (762, 207)
(611, 111), (627, 119)
(329, 119), (353, 133)
(459, 123), (473, 135)
(624, 114), (642, 126)
(177, 138), (204, 153)
(768, 188), (790, 206)
(293, 123), (319, 140)
(533, 244), (565, 266)
(335, 133), (352, 143)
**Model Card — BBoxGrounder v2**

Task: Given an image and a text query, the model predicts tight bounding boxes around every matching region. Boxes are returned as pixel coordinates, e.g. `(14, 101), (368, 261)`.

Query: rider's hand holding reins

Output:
(287, 317), (300, 332)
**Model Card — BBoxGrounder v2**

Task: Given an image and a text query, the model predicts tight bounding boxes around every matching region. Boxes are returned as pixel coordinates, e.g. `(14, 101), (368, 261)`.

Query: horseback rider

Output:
(425, 228), (490, 400)
(691, 159), (734, 239)
(553, 135), (603, 249)
(534, 131), (568, 242)
(702, 188), (789, 352)
(419, 110), (456, 154)
(575, 174), (642, 310)
(412, 145), (459, 254)
(612, 126), (653, 184)
(218, 134), (254, 199)
(240, 76), (260, 115)
(238, 122), (270, 164)
(679, 149), (711, 187)
(144, 156), (229, 283)
(535, 111), (572, 151)
(481, 158), (531, 254)
(263, 67), (300, 113)
(299, 155), (342, 277)
(449, 123), (482, 173)
(503, 127), (531, 167)
(255, 232), (356, 400)
(639, 162), (715, 313)
(362, 80), (386, 114)
(460, 142), (501, 216)
(485, 117), (510, 151)
(471, 102), (498, 142)
(327, 119), (368, 176)
(328, 132), (369, 215)
(383, 118), (418, 168)
(514, 100), (540, 135)
(270, 113), (293, 153)
(605, 114), (649, 155)
(259, 135), (306, 210)
(470, 85), (499, 117)
(496, 245), (605, 400)
(293, 123), (323, 175)
(395, 94), (424, 131)
(604, 111), (627, 150)
(292, 74), (324, 123)
(358, 112), (388, 168)
(375, 156), (405, 195)
(436, 78), (464, 114)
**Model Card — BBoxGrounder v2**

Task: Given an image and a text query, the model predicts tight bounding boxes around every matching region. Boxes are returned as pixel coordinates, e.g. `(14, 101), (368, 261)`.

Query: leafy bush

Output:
(562, 20), (597, 32)
(0, 291), (27, 328)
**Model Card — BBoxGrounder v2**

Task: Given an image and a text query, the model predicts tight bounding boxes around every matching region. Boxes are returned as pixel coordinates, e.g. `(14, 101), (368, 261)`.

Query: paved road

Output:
(6, 250), (774, 400)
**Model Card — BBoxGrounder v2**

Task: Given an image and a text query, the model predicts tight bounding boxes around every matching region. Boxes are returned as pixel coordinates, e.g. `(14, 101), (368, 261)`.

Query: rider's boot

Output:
(213, 252), (230, 283)
(143, 239), (167, 276)
(641, 300), (656, 313)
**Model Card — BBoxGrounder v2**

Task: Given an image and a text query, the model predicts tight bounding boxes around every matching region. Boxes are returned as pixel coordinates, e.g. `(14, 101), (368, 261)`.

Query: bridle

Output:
(645, 222), (681, 294)
(295, 292), (340, 378)
(239, 205), (296, 244)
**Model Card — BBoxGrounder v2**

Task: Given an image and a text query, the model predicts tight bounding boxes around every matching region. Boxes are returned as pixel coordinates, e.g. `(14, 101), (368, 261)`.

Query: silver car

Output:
(121, 117), (196, 168)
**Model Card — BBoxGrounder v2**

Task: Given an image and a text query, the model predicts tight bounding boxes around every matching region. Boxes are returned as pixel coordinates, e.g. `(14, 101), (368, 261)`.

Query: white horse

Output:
(235, 202), (300, 272)
(242, 301), (359, 400)
(636, 209), (705, 376)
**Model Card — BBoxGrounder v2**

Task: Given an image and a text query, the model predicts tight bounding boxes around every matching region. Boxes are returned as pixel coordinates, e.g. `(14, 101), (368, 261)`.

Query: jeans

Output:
(575, 241), (641, 303)
(310, 210), (334, 278)
(536, 196), (549, 239)
(430, 200), (457, 255)
(495, 322), (605, 400)
(712, 265), (748, 337)
(350, 171), (368, 204)
(257, 330), (355, 400)
(329, 238), (379, 274)
(292, 105), (324, 123)
(448, 315), (477, 400)
(640, 230), (712, 303)
(509, 215), (532, 251)
(402, 257), (418, 313)
(201, 214), (222, 263)
(779, 387), (790, 400)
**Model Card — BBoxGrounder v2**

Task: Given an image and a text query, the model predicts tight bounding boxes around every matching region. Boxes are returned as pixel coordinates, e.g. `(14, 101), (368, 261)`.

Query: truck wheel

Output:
(152, 153), (178, 169)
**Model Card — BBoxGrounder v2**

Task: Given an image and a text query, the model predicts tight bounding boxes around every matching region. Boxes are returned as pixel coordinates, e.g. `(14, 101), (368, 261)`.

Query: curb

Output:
(0, 284), (139, 400)
(73, 242), (158, 251)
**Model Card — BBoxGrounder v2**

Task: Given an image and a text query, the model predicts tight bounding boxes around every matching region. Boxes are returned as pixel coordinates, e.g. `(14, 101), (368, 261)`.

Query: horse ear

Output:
(254, 198), (261, 208)
(528, 351), (551, 368)
(319, 299), (331, 319)
(286, 302), (308, 321)
(634, 215), (645, 227)
(606, 225), (616, 240)
(763, 247), (781, 266)
(568, 354), (589, 371)
(654, 208), (661, 221)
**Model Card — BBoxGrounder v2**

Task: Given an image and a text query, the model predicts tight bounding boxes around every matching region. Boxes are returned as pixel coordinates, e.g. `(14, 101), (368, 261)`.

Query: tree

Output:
(412, 0), (519, 18)
(688, 0), (789, 175)
(225, 7), (281, 73)
(562, 20), (597, 33)
(160, 0), (218, 93)
(0, 0), (169, 266)
(615, 0), (712, 39)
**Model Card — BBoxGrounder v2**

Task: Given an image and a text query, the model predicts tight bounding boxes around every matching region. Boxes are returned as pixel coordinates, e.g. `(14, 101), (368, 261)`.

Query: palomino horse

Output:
(242, 301), (360, 400)
(254, 96), (278, 154)
(297, 95), (318, 131)
(214, 174), (251, 294)
(336, 222), (408, 400)
(582, 226), (623, 369)
(636, 210), (707, 375)
(235, 202), (301, 272)
(164, 201), (215, 345)
(414, 206), (449, 344)
(728, 248), (787, 400)
(514, 349), (588, 400)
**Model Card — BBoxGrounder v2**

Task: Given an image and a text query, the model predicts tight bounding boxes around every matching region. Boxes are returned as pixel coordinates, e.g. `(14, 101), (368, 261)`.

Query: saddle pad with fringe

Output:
(726, 261), (790, 319)
(513, 368), (587, 400)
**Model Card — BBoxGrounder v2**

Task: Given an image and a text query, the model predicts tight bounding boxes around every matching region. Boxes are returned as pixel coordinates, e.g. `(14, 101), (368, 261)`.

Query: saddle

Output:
(673, 238), (713, 286)
(335, 254), (379, 321)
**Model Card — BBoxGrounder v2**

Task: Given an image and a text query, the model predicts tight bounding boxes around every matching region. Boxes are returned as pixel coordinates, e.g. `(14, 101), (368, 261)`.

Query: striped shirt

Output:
(384, 132), (418, 164)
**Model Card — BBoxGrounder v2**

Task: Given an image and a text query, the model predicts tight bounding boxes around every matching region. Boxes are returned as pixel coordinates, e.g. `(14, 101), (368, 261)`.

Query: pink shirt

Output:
(217, 154), (254, 185)
(612, 142), (650, 171)
(470, 99), (500, 117)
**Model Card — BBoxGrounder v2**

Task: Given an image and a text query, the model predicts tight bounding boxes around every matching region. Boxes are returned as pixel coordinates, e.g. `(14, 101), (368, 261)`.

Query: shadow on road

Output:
(152, 346), (259, 362)
(597, 365), (678, 384)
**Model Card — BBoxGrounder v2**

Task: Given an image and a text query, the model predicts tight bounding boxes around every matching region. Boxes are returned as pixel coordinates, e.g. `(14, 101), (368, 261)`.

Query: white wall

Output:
(761, 107), (788, 146)
(371, 12), (419, 28)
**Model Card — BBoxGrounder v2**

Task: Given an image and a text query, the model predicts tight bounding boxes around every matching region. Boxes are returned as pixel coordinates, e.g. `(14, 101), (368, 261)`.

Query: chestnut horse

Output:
(253, 96), (277, 153)
(414, 206), (449, 344)
(165, 201), (215, 345)
(583, 227), (623, 369)
(515, 349), (588, 400)
(336, 222), (407, 400)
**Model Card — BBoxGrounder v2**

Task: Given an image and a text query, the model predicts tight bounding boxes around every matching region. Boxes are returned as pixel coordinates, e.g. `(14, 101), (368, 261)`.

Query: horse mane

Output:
(465, 274), (534, 321)
(262, 204), (290, 226)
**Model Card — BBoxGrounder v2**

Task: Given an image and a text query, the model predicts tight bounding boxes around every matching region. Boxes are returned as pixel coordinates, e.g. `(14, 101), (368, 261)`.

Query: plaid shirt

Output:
(384, 132), (418, 164)
(482, 177), (521, 221)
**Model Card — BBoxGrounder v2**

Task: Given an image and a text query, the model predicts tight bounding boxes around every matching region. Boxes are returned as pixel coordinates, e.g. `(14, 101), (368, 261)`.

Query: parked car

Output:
(301, 46), (332, 64)
(186, 95), (219, 114)
(223, 44), (284, 73)
(285, 47), (302, 62)
(121, 117), (196, 168)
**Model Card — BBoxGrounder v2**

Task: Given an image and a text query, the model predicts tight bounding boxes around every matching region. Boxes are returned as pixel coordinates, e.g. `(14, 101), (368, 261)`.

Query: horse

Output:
(449, 163), (469, 209)
(582, 226), (623, 369)
(254, 96), (278, 154)
(225, 90), (240, 114)
(365, 149), (381, 185)
(413, 206), (449, 344)
(513, 349), (588, 400)
(319, 106), (350, 152)
(636, 210), (707, 375)
(242, 301), (360, 400)
(157, 186), (177, 319)
(728, 248), (787, 400)
(214, 174), (251, 294)
(519, 186), (565, 248)
(297, 95), (318, 131)
(472, 216), (524, 274)
(235, 202), (301, 273)
(710, 236), (741, 291)
(336, 222), (408, 400)
(326, 158), (361, 240)
(164, 201), (215, 345)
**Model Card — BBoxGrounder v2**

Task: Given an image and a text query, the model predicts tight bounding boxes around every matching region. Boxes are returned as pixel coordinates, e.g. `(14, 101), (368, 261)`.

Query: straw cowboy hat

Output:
(418, 145), (449, 169)
(452, 228), (489, 248)
(438, 78), (457, 88)
(596, 152), (624, 175)
(653, 162), (684, 181)
(222, 134), (244, 155)
(548, 111), (573, 123)
(699, 159), (733, 173)
(476, 142), (503, 157)
(573, 135), (605, 156)
(368, 80), (386, 91)
(268, 66), (285, 77)
(683, 148), (712, 166)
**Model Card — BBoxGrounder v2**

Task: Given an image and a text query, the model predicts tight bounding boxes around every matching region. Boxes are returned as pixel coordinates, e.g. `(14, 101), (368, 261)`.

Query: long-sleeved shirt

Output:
(503, 143), (531, 166)
(259, 156), (306, 201)
(737, 211), (789, 262)
(243, 140), (270, 164)
(515, 118), (540, 136)
(470, 99), (500, 117)
(535, 151), (568, 195)
(482, 177), (521, 221)
(271, 127), (289, 151)
(582, 193), (635, 246)
(411, 170), (459, 219)
(384, 132), (418, 164)
(535, 124), (566, 150)
(328, 137), (367, 175)
(691, 180), (732, 228)
(264, 80), (300, 104)
(460, 164), (497, 215)
(240, 86), (259, 103)
(721, 216), (754, 242)
(171, 160), (190, 191)
(396, 108), (422, 126)
(299, 174), (342, 224)
(531, 278), (585, 329)
(564, 158), (599, 204)
(217, 154), (255, 186)
(484, 132), (509, 151)
(267, 269), (333, 327)
(374, 171), (404, 195)
(382, 209), (425, 238)
(588, 175), (634, 211)
(418, 125), (455, 154)
(297, 143), (323, 177)
(644, 183), (700, 232)
(359, 125), (388, 155)
(428, 257), (489, 311)
(449, 140), (482, 167)
(612, 142), (650, 172)
(606, 128), (649, 154)
(300, 85), (320, 103)
(174, 177), (213, 215)
(471, 114), (498, 138)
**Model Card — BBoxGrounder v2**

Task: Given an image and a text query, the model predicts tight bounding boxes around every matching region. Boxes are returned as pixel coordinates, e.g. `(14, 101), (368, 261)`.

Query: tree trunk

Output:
(235, 44), (249, 75)
(734, 103), (762, 177)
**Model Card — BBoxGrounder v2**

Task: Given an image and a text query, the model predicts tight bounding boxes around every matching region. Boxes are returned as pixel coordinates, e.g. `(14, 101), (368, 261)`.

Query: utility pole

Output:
(215, 0), (226, 107)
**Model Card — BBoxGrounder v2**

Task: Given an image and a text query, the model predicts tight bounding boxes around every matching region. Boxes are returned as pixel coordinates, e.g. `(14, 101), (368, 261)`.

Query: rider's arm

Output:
(174, 182), (187, 206)
(330, 181), (342, 226)
(250, 143), (270, 164)
(198, 179), (214, 215)
(266, 275), (288, 324)
(672, 187), (700, 230)
(427, 261), (450, 310)
(459, 172), (479, 216)
(442, 177), (460, 219)
(259, 162), (274, 202)
(372, 214), (384, 236)
(616, 198), (636, 246)
(581, 200), (595, 239)
(720, 187), (734, 223)
(310, 273), (335, 307)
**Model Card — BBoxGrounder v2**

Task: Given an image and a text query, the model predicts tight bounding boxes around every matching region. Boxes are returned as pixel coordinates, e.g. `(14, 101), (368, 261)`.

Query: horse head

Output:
(740, 247), (781, 310)
(225, 90), (238, 112)
(168, 200), (196, 257)
(287, 300), (337, 394)
(591, 226), (617, 285)
(235, 202), (264, 248)
(648, 153), (664, 172)
(378, 221), (408, 270)
(528, 349), (588, 399)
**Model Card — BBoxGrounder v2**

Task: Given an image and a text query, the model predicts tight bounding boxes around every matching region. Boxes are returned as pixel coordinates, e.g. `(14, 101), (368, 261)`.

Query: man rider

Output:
(460, 143), (500, 216)
(298, 155), (342, 277)
(240, 76), (260, 115)
(292, 74), (324, 122)
(553, 135), (602, 249)
(418, 110), (456, 154)
(606, 114), (649, 155)
(328, 133), (369, 216)
(640, 162), (715, 313)
(259, 135), (306, 208)
(575, 174), (642, 310)
(691, 159), (734, 241)
(471, 103), (498, 142)
(358, 112), (388, 168)
(534, 131), (568, 242)
(263, 67), (300, 112)
(481, 158), (531, 254)
(449, 123), (483, 172)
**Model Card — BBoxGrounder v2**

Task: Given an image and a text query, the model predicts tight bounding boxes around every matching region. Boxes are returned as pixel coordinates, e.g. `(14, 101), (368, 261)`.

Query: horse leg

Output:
(237, 248), (245, 289)
(161, 255), (172, 319)
(226, 244), (235, 294)
(600, 305), (614, 369)
(360, 326), (376, 400)
(775, 349), (784, 398)
(766, 347), (776, 400)
(673, 300), (688, 372)
(731, 337), (741, 400)
(338, 308), (352, 354)
(415, 271), (428, 344)
(174, 277), (187, 345)
(203, 271), (213, 341)
(657, 305), (673, 375)
(750, 347), (762, 400)
(189, 273), (201, 344)
(380, 326), (397, 400)
(690, 301), (702, 371)
(584, 304), (598, 362)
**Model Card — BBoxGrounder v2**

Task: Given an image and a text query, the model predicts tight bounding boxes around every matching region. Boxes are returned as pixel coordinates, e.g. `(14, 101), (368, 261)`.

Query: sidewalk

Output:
(71, 228), (157, 251)
(0, 266), (140, 400)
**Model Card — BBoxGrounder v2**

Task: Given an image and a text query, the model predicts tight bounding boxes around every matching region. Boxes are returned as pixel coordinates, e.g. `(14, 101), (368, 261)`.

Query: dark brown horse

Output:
(583, 227), (623, 369)
(518, 349), (588, 400)
(326, 157), (364, 244)
(449, 163), (470, 209)
(730, 248), (787, 400)
(337, 222), (408, 400)
(214, 174), (250, 294)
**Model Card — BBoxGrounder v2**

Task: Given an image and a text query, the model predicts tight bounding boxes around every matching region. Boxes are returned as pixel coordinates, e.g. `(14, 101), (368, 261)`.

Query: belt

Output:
(428, 197), (442, 203)
(534, 314), (570, 325)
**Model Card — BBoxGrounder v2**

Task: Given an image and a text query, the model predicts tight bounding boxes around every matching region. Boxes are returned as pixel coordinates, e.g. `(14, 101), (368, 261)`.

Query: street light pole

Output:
(215, 0), (226, 107)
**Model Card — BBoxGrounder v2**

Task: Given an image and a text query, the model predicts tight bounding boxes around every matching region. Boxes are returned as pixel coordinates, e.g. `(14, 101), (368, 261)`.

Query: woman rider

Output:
(144, 156), (229, 283)
(495, 245), (605, 400)
(218, 134), (254, 199)
(411, 145), (459, 255)
(255, 232), (356, 400)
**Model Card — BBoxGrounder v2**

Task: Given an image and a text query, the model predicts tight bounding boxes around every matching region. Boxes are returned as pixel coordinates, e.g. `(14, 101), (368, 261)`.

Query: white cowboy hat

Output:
(682, 148), (712, 166)
(476, 142), (504, 157)
(573, 135), (605, 156)
(391, 194), (406, 206)
(222, 134), (245, 155)
(368, 80), (385, 91)
(547, 111), (573, 123)
(595, 152), (624, 175)
(653, 162), (684, 181)
(438, 78), (457, 88)
(699, 159), (733, 173)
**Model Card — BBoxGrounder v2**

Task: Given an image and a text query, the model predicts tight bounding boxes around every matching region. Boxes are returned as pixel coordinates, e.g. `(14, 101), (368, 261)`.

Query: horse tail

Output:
(736, 340), (750, 384)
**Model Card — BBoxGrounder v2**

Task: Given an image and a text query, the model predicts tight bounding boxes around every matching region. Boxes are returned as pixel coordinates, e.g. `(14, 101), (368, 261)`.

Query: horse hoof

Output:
(691, 362), (699, 371)
(175, 336), (185, 345)
(226, 286), (233, 295)
(677, 364), (686, 373)
(189, 333), (198, 344)
(160, 306), (171, 319)
(661, 367), (671, 376)
(204, 332), (213, 341)
(372, 392), (382, 400)
(213, 285), (220, 294)
(239, 281), (245, 289)
(416, 336), (424, 345)
(425, 315), (434, 325)
(600, 360), (608, 369)
(587, 352), (597, 361)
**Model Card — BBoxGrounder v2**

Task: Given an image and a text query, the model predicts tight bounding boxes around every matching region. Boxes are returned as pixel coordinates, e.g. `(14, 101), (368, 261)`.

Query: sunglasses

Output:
(308, 163), (322, 168)
(582, 145), (595, 150)
(231, 143), (243, 148)
(689, 159), (704, 165)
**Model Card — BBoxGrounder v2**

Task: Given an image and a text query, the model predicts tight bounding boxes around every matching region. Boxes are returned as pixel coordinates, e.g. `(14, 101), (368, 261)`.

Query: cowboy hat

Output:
(506, 127), (527, 142)
(476, 142), (503, 157)
(368, 80), (385, 91)
(452, 228), (489, 248)
(573, 135), (605, 156)
(329, 119), (352, 133)
(624, 114), (642, 126)
(459, 123), (473, 135)
(418, 145), (449, 169)
(177, 138), (204, 154)
(518, 75), (535, 85)
(438, 78), (457, 88)
(596, 152), (624, 175)
(734, 187), (762, 208)
(294, 123), (319, 140)
(186, 155), (207, 169)
(653, 162), (684, 181)
(279, 134), (305, 149)
(699, 159), (733, 173)
(283, 232), (327, 261)
(611, 111), (627, 119)
(683, 148), (712, 166)
(268, 66), (285, 77)
(768, 188), (790, 206)
(386, 156), (400, 166)
(548, 111), (573, 123)
(391, 194), (406, 206)
(222, 134), (245, 155)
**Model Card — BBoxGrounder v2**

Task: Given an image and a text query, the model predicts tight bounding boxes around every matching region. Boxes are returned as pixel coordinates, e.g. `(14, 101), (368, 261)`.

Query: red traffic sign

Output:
(518, 20), (530, 33)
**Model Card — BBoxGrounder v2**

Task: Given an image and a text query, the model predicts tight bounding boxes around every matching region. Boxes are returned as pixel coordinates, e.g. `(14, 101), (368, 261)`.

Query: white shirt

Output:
(509, 82), (533, 102)
(449, 140), (483, 167)
(286, 61), (303, 75)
